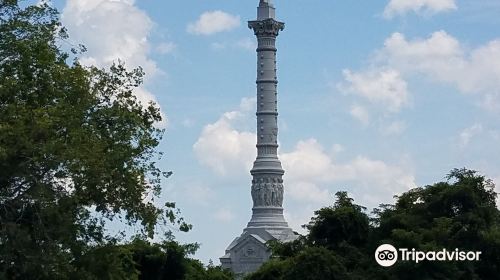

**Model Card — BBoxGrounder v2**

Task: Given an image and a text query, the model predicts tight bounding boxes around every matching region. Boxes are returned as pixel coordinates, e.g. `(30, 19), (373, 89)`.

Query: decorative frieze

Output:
(251, 177), (284, 207)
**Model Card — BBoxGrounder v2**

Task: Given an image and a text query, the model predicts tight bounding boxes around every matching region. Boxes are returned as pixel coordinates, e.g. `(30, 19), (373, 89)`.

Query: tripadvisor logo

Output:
(374, 244), (482, 267)
(375, 244), (398, 267)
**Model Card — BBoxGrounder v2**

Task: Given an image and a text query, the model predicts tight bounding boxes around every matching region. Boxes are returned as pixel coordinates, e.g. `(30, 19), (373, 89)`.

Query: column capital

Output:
(248, 19), (284, 37)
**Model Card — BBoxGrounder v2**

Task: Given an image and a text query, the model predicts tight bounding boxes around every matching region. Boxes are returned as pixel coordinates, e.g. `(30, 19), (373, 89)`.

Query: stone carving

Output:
(244, 246), (258, 258)
(251, 177), (284, 207)
(248, 19), (284, 37)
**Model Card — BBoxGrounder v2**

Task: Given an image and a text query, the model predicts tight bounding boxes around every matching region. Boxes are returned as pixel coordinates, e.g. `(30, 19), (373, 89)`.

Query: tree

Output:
(247, 192), (371, 280)
(186, 260), (235, 280)
(247, 169), (500, 280)
(245, 247), (349, 280)
(373, 168), (500, 279)
(244, 259), (289, 280)
(306, 191), (370, 250)
(0, 2), (188, 278)
(73, 236), (234, 280)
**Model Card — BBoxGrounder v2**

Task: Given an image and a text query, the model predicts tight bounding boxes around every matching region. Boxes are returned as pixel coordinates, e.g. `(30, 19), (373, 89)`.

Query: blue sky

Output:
(45, 0), (500, 264)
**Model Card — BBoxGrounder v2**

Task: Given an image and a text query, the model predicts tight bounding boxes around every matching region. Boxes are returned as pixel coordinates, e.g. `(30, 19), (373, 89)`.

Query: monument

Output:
(220, 0), (297, 276)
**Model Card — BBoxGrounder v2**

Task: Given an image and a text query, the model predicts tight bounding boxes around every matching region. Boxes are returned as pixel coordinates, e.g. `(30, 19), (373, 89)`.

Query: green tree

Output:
(245, 247), (349, 280)
(248, 169), (500, 280)
(186, 260), (235, 280)
(283, 247), (348, 280)
(306, 191), (370, 250)
(244, 259), (289, 280)
(247, 192), (370, 280)
(373, 168), (500, 279)
(74, 236), (234, 280)
(0, 2), (188, 278)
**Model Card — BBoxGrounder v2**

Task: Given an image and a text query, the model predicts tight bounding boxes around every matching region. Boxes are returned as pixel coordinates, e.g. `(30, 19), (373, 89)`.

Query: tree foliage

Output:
(373, 168), (500, 279)
(76, 237), (233, 280)
(306, 191), (370, 249)
(0, 2), (189, 278)
(247, 169), (500, 280)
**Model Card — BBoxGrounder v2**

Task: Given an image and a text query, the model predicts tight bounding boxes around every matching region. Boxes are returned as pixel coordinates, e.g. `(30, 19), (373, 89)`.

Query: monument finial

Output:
(260, 0), (273, 7)
(257, 0), (275, 19)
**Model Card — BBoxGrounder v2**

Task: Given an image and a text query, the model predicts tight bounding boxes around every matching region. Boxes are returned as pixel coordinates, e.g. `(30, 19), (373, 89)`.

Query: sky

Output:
(41, 0), (500, 264)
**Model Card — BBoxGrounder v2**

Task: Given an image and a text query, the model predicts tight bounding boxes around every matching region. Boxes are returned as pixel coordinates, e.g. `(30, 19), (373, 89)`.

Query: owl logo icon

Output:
(375, 244), (398, 267)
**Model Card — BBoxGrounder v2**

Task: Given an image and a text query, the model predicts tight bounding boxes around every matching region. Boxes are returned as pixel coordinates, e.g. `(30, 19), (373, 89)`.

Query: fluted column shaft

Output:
(248, 19), (285, 210)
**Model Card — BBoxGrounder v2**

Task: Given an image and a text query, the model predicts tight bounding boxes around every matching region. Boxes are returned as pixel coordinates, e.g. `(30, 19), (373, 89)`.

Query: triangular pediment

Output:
(230, 234), (267, 253)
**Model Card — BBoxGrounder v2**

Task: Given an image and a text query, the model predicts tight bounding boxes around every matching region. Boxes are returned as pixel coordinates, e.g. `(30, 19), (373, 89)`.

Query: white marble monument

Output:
(220, 0), (297, 277)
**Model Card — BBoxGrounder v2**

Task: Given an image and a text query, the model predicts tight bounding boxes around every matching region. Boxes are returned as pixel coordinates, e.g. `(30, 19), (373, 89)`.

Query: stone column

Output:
(247, 5), (288, 229)
(220, 2), (296, 276)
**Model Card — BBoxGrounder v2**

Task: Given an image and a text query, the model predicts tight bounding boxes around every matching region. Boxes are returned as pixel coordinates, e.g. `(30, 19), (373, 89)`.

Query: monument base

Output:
(220, 207), (297, 278)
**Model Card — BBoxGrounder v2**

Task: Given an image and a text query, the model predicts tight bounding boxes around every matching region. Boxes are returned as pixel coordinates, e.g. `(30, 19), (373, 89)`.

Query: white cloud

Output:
(156, 42), (176, 55)
(193, 98), (256, 176)
(195, 102), (415, 209)
(286, 181), (332, 206)
(384, 0), (457, 18)
(349, 104), (370, 125)
(381, 120), (407, 135)
(281, 139), (336, 183)
(213, 208), (235, 223)
(132, 87), (159, 110)
(458, 123), (483, 148)
(344, 31), (500, 113)
(210, 38), (256, 52)
(63, 0), (158, 77)
(380, 31), (500, 111)
(331, 144), (345, 155)
(480, 93), (500, 112)
(235, 38), (257, 51)
(182, 118), (195, 128)
(381, 31), (464, 82)
(281, 139), (416, 209)
(185, 183), (215, 206)
(62, 0), (167, 126)
(211, 42), (227, 50)
(134, 87), (168, 128)
(284, 209), (315, 235)
(340, 69), (410, 113)
(187, 11), (240, 36)
(490, 130), (500, 142)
